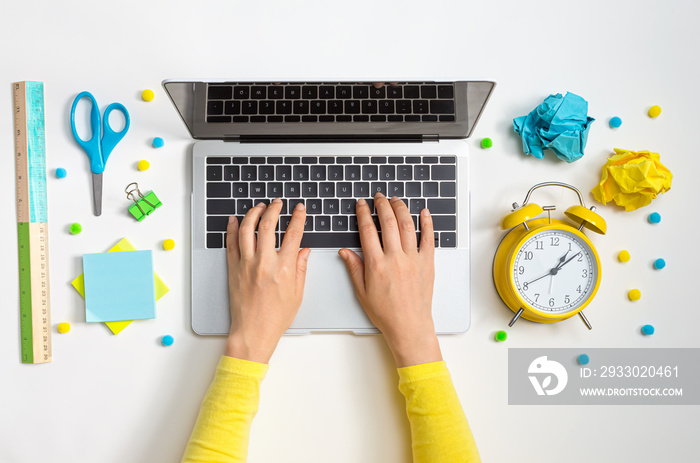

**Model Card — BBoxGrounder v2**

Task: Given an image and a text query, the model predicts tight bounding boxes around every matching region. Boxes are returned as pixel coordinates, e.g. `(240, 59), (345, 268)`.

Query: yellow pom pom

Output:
(138, 160), (150, 171)
(163, 239), (175, 251)
(618, 250), (630, 262)
(142, 89), (155, 102)
(58, 322), (71, 334)
(648, 105), (662, 118)
(628, 289), (641, 301)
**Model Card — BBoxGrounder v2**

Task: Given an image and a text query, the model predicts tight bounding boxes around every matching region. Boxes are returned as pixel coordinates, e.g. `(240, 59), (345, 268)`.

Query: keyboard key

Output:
(362, 100), (378, 114)
(268, 182), (283, 197)
(414, 165), (430, 180)
(333, 216), (348, 231)
(242, 101), (257, 114)
(406, 114), (420, 121)
(341, 199), (355, 214)
(284, 157), (300, 164)
(319, 182), (335, 197)
(337, 115), (352, 122)
(207, 166), (222, 181)
(371, 156), (387, 163)
(440, 182), (456, 197)
(315, 216), (331, 231)
(207, 101), (223, 115)
(279, 215), (292, 232)
(225, 101), (241, 115)
(328, 165), (344, 180)
(224, 165), (239, 181)
(319, 157), (334, 164)
(254, 199), (270, 207)
(293, 101), (309, 114)
(207, 183), (230, 198)
(237, 199), (253, 214)
(268, 86), (284, 99)
(440, 156), (456, 164)
(300, 232), (361, 248)
(427, 199), (456, 214)
(396, 100), (412, 113)
(249, 157), (265, 164)
(380, 165), (395, 180)
(320, 86), (334, 99)
(362, 165), (378, 180)
(337, 182), (352, 197)
(431, 165), (456, 180)
(438, 85), (454, 98)
(344, 100), (361, 114)
(285, 86), (301, 99)
(370, 115), (386, 122)
(410, 199), (426, 214)
(302, 115), (318, 122)
(328, 100), (343, 114)
(323, 199), (339, 214)
(353, 115), (369, 122)
(439, 115), (455, 122)
(432, 216), (456, 231)
(288, 198), (304, 212)
(311, 101), (326, 114)
(311, 165), (326, 180)
(251, 86), (266, 99)
(370, 86), (386, 98)
(232, 183), (248, 198)
(276, 165), (292, 180)
(354, 182), (370, 197)
(336, 157), (352, 164)
(241, 166), (256, 181)
(371, 182), (387, 196)
(387, 86), (402, 98)
(307, 199), (322, 214)
(353, 86), (369, 99)
(251, 116), (266, 122)
(285, 182), (301, 197)
(207, 156), (231, 164)
(422, 115), (438, 122)
(302, 86), (318, 99)
(302, 156), (318, 164)
(405, 157), (421, 164)
(423, 182), (439, 197)
(440, 232), (457, 247)
(234, 86), (249, 99)
(250, 183), (266, 198)
(421, 85), (437, 99)
(349, 216), (359, 231)
(302, 182), (318, 197)
(430, 100), (455, 114)
(260, 101), (275, 114)
(293, 165), (309, 180)
(378, 100), (395, 114)
(413, 100), (429, 114)
(207, 199), (236, 215)
(388, 115), (403, 122)
(337, 86), (352, 98)
(319, 115), (334, 122)
(259, 166), (274, 181)
(403, 85), (419, 98)
(406, 182), (421, 197)
(388, 182), (404, 197)
(388, 156), (403, 163)
(397, 165), (412, 180)
(276, 101), (292, 114)
(424, 157), (439, 163)
(345, 165), (361, 180)
(208, 86), (232, 99)
(207, 233), (223, 248)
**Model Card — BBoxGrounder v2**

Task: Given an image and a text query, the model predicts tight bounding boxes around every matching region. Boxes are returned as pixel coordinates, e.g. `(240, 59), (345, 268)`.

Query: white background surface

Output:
(1, 1), (698, 462)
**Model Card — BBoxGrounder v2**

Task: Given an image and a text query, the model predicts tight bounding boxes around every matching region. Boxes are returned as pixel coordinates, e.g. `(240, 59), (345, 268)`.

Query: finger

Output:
(239, 202), (266, 258)
(280, 201), (306, 255)
(295, 247), (311, 296)
(226, 216), (240, 262)
(372, 82), (385, 88)
(257, 198), (282, 252)
(418, 208), (435, 258)
(339, 249), (366, 299)
(374, 192), (402, 253)
(355, 198), (382, 256)
(390, 196), (417, 252)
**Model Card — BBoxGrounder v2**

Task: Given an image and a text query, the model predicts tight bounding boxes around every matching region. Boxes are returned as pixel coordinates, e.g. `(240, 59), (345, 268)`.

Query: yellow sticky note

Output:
(71, 238), (169, 334)
(591, 148), (673, 211)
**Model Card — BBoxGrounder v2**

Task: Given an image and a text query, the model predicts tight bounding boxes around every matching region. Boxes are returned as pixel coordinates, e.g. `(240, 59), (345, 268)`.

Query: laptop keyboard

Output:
(205, 82), (456, 123)
(205, 155), (458, 249)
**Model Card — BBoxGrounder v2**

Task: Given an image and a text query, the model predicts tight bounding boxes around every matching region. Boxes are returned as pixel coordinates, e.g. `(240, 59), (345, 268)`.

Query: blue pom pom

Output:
(641, 325), (655, 336)
(56, 168), (67, 178)
(152, 137), (165, 148)
(578, 354), (590, 365)
(161, 335), (174, 346)
(609, 117), (622, 128)
(648, 212), (661, 224)
(653, 258), (666, 270)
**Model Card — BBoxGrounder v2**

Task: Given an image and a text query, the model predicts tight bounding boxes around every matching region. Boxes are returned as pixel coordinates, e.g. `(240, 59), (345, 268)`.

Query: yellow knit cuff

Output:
(397, 360), (449, 383)
(218, 355), (269, 379)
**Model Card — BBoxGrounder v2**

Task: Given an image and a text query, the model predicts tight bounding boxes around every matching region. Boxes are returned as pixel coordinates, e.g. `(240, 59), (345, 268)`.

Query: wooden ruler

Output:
(13, 81), (52, 364)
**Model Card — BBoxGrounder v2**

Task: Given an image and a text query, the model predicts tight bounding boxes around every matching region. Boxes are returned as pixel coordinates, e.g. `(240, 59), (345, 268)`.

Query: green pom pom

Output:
(494, 330), (507, 342)
(69, 223), (82, 235)
(481, 137), (493, 149)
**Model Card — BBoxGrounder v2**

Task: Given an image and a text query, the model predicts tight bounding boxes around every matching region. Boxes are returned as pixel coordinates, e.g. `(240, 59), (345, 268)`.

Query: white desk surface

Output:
(1, 1), (698, 461)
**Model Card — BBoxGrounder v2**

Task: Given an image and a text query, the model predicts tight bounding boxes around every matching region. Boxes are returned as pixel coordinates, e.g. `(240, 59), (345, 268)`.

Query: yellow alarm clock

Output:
(493, 182), (607, 329)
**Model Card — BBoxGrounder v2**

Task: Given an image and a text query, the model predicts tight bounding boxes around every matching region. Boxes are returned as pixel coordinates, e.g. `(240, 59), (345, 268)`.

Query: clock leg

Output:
(579, 311), (592, 330)
(509, 308), (524, 327)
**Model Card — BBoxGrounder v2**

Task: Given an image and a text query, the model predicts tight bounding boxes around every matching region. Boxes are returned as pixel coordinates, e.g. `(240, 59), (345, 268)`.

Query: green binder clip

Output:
(126, 182), (162, 221)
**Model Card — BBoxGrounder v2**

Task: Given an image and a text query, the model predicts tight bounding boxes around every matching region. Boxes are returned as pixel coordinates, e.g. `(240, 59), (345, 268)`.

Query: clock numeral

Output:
(578, 254), (583, 262)
(534, 293), (540, 302)
(535, 240), (543, 250)
(523, 251), (533, 260)
(564, 295), (570, 304)
(549, 298), (555, 307)
(576, 285), (582, 293)
(568, 242), (573, 251)
(582, 269), (588, 278)
(523, 282), (529, 291)
(518, 266), (525, 275)
(550, 237), (560, 246)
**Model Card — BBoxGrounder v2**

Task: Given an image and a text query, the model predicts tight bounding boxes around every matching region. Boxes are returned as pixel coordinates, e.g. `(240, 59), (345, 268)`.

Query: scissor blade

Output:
(92, 172), (103, 216)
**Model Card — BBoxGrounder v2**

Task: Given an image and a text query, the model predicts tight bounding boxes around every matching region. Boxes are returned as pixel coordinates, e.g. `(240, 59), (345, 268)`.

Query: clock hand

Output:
(548, 274), (554, 294)
(553, 251), (570, 271)
(557, 252), (581, 270)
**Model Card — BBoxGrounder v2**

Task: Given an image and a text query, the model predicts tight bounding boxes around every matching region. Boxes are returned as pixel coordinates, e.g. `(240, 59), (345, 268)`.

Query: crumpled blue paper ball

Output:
(513, 92), (594, 163)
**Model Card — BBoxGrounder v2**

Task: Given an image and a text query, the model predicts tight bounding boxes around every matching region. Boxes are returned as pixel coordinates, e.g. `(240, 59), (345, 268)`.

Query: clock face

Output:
(512, 229), (598, 314)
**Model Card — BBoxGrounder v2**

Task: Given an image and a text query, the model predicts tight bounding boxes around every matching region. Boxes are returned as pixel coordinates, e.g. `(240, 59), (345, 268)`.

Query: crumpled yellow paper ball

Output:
(591, 148), (672, 211)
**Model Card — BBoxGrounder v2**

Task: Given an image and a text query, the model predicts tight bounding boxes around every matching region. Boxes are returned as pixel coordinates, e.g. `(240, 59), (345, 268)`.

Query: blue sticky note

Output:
(513, 92), (595, 163)
(82, 250), (157, 322)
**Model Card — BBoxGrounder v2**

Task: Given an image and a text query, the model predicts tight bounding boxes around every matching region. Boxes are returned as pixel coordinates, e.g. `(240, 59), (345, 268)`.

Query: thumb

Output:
(339, 249), (366, 297)
(295, 248), (311, 295)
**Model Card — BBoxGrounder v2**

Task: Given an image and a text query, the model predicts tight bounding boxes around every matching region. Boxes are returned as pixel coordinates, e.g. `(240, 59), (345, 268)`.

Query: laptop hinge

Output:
(228, 134), (424, 143)
(422, 134), (440, 143)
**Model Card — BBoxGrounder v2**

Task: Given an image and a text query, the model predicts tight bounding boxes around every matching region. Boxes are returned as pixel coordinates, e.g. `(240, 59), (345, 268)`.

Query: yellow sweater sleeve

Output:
(398, 361), (481, 463)
(181, 356), (268, 463)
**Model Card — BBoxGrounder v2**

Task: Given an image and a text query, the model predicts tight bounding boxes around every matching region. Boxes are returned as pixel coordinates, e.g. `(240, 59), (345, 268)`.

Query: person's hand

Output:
(224, 199), (310, 364)
(338, 193), (442, 368)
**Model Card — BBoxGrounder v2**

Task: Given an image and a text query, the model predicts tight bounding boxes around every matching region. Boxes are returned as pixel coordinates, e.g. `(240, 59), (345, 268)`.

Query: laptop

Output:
(163, 80), (495, 335)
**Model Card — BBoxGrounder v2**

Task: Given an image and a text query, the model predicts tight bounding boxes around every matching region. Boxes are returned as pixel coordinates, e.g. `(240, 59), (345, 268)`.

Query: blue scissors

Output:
(70, 91), (130, 216)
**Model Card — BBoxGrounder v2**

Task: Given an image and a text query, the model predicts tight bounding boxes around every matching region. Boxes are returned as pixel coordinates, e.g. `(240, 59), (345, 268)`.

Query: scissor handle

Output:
(101, 103), (130, 163)
(70, 91), (104, 173)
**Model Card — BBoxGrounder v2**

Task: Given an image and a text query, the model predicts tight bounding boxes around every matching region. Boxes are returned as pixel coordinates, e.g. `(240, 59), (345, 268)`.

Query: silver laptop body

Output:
(163, 80), (495, 335)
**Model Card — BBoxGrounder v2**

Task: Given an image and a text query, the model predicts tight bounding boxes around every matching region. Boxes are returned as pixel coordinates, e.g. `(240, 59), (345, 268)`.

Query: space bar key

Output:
(299, 233), (362, 248)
